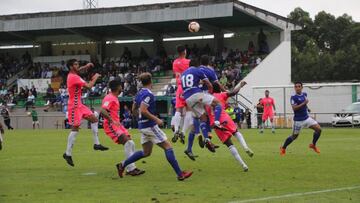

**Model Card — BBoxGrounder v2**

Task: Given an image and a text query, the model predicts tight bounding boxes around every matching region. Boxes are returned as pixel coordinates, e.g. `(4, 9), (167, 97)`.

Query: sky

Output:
(0, 0), (359, 22)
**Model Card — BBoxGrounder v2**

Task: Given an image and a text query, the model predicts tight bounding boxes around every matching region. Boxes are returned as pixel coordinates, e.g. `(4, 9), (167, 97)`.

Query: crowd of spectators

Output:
(1, 29), (270, 113)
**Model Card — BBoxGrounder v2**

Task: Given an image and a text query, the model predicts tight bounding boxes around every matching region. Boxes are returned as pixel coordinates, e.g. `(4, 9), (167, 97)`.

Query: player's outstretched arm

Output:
(139, 103), (163, 126)
(84, 73), (101, 89)
(78, 63), (94, 72)
(228, 81), (247, 97)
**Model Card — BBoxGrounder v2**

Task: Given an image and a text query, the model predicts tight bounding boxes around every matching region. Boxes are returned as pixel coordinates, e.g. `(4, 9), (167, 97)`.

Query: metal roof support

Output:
(64, 28), (102, 41)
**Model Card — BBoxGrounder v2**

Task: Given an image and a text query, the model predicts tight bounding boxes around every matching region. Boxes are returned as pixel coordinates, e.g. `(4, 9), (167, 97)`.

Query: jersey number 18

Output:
(181, 74), (194, 88)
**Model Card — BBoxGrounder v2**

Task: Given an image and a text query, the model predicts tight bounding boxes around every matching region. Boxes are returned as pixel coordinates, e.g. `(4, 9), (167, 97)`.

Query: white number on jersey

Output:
(181, 74), (194, 88)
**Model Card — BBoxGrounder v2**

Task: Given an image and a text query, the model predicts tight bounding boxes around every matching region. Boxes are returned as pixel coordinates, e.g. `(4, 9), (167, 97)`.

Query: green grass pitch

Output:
(1, 128), (360, 202)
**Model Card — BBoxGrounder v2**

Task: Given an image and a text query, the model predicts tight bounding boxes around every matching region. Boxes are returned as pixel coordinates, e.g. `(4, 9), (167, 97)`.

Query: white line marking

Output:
(229, 185), (360, 203)
(82, 172), (97, 176)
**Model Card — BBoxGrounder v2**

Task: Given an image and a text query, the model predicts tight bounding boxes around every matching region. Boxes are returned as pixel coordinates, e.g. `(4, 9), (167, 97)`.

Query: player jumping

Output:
(181, 58), (224, 153)
(171, 45), (191, 144)
(100, 79), (145, 176)
(62, 59), (109, 167)
(116, 73), (193, 181)
(260, 90), (276, 133)
(205, 82), (253, 171)
(280, 82), (322, 155)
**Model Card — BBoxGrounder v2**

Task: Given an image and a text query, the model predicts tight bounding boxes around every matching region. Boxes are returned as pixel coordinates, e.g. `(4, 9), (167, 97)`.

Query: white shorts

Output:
(140, 125), (168, 145)
(32, 121), (39, 124)
(292, 117), (318, 135)
(170, 116), (175, 126)
(185, 92), (214, 117)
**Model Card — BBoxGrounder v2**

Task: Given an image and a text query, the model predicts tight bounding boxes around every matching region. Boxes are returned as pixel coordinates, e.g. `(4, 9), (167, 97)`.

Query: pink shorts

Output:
(214, 114), (237, 143)
(104, 123), (130, 144)
(175, 86), (186, 108)
(68, 104), (93, 127)
(262, 112), (274, 121)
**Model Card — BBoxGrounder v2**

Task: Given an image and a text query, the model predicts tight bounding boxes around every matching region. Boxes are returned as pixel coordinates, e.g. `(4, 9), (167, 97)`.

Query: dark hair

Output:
(67, 59), (78, 69)
(189, 58), (199, 67)
(200, 55), (209, 66)
(139, 72), (152, 86)
(265, 90), (270, 93)
(176, 45), (186, 54)
(213, 82), (221, 93)
(294, 81), (303, 86)
(109, 79), (122, 92)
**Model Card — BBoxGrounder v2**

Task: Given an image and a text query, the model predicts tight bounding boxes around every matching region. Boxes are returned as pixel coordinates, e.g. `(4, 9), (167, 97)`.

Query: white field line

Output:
(229, 185), (360, 203)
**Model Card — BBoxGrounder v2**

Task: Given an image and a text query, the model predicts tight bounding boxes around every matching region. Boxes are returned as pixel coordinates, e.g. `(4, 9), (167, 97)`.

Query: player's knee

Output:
(292, 134), (299, 140)
(143, 150), (152, 157)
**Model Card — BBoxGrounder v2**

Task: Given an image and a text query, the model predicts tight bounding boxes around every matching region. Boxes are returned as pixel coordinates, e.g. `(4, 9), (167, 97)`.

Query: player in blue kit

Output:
(116, 73), (193, 181)
(280, 82), (322, 156)
(184, 55), (224, 160)
(181, 58), (224, 153)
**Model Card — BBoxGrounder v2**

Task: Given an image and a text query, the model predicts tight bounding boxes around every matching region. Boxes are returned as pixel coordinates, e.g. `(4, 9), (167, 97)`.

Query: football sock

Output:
(313, 130), (321, 145)
(187, 131), (195, 152)
(91, 123), (100, 145)
(173, 111), (182, 132)
(282, 135), (294, 149)
(214, 104), (222, 122)
(0, 131), (3, 142)
(182, 111), (193, 135)
(228, 145), (247, 168)
(165, 148), (182, 176)
(123, 151), (144, 167)
(200, 121), (210, 139)
(65, 131), (78, 156)
(124, 140), (136, 172)
(234, 131), (249, 150)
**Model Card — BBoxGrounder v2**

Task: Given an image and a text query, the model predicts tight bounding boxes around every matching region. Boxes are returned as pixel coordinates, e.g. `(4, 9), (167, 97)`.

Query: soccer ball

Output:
(27, 112), (31, 116)
(188, 21), (200, 33)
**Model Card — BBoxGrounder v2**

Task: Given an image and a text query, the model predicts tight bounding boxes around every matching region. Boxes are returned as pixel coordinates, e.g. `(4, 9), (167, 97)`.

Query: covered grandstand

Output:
(0, 0), (300, 128)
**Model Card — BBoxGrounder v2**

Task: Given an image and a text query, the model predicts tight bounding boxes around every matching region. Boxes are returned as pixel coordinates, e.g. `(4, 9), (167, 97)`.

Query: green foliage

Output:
(289, 8), (360, 82)
(1, 129), (360, 202)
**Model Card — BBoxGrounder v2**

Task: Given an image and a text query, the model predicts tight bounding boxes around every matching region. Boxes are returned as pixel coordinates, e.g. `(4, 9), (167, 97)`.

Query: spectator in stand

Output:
(221, 47), (229, 62)
(258, 28), (270, 54)
(25, 91), (35, 111)
(166, 83), (175, 96)
(0, 86), (7, 96)
(220, 73), (228, 87)
(30, 85), (37, 98)
(18, 87), (27, 100)
(121, 47), (132, 60)
(139, 47), (149, 60)
(202, 44), (211, 55)
(248, 41), (255, 56)
(191, 44), (199, 57)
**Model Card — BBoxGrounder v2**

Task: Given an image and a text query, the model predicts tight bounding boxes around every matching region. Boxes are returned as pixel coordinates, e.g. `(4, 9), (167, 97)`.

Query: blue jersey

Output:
(135, 88), (156, 129)
(200, 66), (218, 91)
(181, 67), (208, 99)
(290, 92), (309, 121)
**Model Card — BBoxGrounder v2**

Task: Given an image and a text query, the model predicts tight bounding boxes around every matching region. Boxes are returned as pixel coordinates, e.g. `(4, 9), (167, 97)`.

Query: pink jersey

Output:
(213, 92), (229, 109)
(67, 72), (86, 107)
(206, 93), (229, 125)
(261, 97), (275, 114)
(173, 58), (190, 86)
(101, 93), (120, 124)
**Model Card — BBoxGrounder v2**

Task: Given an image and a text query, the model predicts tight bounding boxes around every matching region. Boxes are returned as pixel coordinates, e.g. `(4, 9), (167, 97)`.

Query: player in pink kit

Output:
(63, 59), (109, 167)
(100, 79), (145, 176)
(206, 81), (254, 171)
(171, 45), (191, 143)
(260, 90), (276, 133)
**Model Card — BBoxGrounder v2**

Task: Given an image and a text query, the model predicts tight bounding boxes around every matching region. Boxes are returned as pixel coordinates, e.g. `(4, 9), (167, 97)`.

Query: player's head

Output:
(189, 58), (199, 67)
(294, 81), (303, 94)
(109, 79), (122, 95)
(213, 82), (221, 93)
(265, 90), (270, 97)
(139, 72), (152, 87)
(177, 45), (186, 57)
(67, 59), (80, 73)
(91, 107), (95, 112)
(200, 55), (209, 66)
